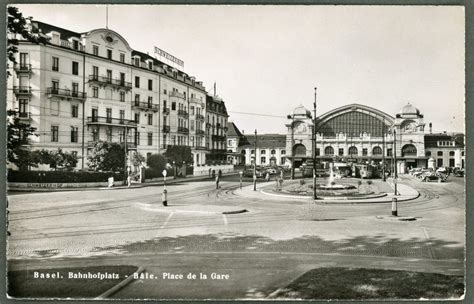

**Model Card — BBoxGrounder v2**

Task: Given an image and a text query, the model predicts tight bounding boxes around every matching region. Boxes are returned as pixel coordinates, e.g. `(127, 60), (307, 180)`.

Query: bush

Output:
(146, 154), (167, 172)
(8, 170), (124, 183)
(144, 168), (172, 179)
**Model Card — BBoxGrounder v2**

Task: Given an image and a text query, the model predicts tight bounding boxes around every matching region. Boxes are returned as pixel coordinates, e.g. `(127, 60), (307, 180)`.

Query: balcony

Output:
(170, 91), (186, 99)
(88, 140), (136, 150)
(196, 129), (205, 135)
(47, 87), (87, 100)
(178, 109), (189, 118)
(163, 108), (170, 115)
(162, 125), (170, 133)
(86, 116), (137, 127)
(17, 111), (31, 122)
(132, 100), (159, 112)
(196, 114), (205, 120)
(88, 75), (132, 90)
(13, 86), (32, 96)
(14, 63), (32, 74)
(178, 127), (189, 135)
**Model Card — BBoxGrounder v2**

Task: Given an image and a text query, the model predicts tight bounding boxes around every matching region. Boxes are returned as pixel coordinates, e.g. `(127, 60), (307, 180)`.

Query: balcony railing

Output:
(132, 100), (159, 112)
(196, 114), (205, 120)
(47, 87), (87, 100)
(162, 125), (170, 133)
(88, 75), (132, 90)
(170, 91), (186, 99)
(178, 127), (189, 134)
(17, 111), (31, 121)
(178, 109), (189, 118)
(162, 108), (170, 115)
(13, 86), (32, 95)
(14, 63), (32, 74)
(86, 116), (137, 127)
(196, 129), (205, 135)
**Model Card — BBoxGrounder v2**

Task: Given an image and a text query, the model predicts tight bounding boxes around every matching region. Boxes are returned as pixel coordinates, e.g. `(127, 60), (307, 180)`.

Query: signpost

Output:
(162, 169), (168, 206)
(239, 171), (243, 190)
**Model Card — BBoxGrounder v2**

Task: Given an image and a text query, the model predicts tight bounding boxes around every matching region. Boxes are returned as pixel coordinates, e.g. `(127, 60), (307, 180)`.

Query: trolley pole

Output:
(313, 87), (318, 200)
(253, 129), (257, 191)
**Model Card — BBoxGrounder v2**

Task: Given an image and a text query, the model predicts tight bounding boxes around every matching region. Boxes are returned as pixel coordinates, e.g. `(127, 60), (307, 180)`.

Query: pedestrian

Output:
(127, 175), (132, 188)
(216, 174), (220, 190)
(265, 172), (270, 182)
(218, 169), (222, 178)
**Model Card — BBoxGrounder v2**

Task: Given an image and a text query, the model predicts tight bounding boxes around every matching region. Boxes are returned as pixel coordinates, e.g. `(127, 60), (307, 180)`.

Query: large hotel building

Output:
(7, 21), (229, 170)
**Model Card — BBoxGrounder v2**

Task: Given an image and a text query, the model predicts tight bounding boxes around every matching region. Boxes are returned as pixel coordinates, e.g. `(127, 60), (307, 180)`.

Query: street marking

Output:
(159, 213), (174, 230)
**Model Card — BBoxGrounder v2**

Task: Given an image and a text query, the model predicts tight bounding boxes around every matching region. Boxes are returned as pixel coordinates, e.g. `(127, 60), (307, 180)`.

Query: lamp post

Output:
(253, 129), (257, 191)
(313, 87), (318, 200)
(393, 128), (398, 196)
(382, 117), (386, 182)
(287, 114), (295, 180)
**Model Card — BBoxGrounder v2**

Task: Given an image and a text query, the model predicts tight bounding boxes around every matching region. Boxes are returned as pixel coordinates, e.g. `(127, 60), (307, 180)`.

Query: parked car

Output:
(412, 169), (433, 178)
(243, 167), (264, 178)
(453, 167), (464, 177)
(265, 167), (278, 175)
(409, 168), (422, 175)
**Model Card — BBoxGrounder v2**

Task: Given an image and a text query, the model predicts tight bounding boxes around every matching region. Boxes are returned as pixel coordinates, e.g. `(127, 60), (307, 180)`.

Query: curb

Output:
(95, 266), (145, 299)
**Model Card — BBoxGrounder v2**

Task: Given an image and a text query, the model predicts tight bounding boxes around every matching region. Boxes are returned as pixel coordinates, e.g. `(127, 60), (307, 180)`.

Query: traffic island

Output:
(267, 267), (464, 300)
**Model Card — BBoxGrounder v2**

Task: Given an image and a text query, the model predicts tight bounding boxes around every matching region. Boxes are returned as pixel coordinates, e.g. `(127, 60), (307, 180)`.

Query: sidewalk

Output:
(7, 172), (239, 193)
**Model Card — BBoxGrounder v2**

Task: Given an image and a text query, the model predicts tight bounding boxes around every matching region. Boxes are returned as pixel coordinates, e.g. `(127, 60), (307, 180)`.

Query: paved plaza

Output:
(7, 175), (465, 299)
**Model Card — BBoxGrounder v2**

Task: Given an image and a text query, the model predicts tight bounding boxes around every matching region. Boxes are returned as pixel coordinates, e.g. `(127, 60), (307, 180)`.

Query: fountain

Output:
(318, 163), (355, 190)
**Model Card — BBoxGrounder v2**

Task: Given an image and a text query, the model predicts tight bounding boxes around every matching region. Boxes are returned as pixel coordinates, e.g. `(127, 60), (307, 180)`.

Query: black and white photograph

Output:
(5, 4), (466, 301)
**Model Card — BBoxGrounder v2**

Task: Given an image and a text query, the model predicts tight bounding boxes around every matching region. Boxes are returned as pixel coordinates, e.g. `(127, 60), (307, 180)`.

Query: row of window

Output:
(321, 146), (386, 156)
(50, 125), (79, 142)
(426, 151), (460, 157)
(246, 149), (287, 155)
(162, 135), (204, 147)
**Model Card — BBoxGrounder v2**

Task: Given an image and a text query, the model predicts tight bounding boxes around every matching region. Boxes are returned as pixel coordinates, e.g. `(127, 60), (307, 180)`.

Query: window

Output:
(120, 73), (125, 85)
(92, 86), (99, 98)
(261, 157), (266, 164)
(106, 128), (112, 141)
(19, 99), (28, 115)
(119, 110), (125, 124)
(135, 94), (140, 103)
(338, 148), (344, 156)
(190, 120), (195, 131)
(148, 79), (153, 90)
(190, 106), (195, 115)
(271, 149), (276, 154)
(261, 150), (266, 154)
(315, 148), (320, 156)
(135, 76), (140, 88)
(120, 53), (125, 63)
(462, 151), (465, 156)
(92, 66), (99, 78)
(106, 108), (112, 123)
(324, 146), (334, 155)
(134, 58), (140, 66)
(148, 133), (153, 145)
(362, 148), (368, 156)
(387, 148), (393, 157)
(106, 70), (112, 82)
(93, 45), (99, 56)
(72, 40), (79, 50)
(281, 150), (286, 155)
(148, 114), (153, 125)
(437, 158), (443, 167)
(135, 132), (140, 145)
(449, 151), (455, 157)
(72, 61), (79, 75)
(52, 56), (59, 71)
(71, 127), (78, 143)
(251, 149), (255, 154)
(425, 151), (432, 157)
(437, 151), (443, 156)
(107, 49), (112, 59)
(51, 125), (59, 142)
(171, 102), (176, 110)
(72, 82), (79, 97)
(92, 108), (98, 121)
(372, 146), (382, 155)
(120, 91), (125, 102)
(449, 159), (455, 167)
(148, 96), (153, 107)
(163, 89), (167, 94)
(71, 104), (79, 118)
(148, 61), (153, 69)
(349, 146), (358, 155)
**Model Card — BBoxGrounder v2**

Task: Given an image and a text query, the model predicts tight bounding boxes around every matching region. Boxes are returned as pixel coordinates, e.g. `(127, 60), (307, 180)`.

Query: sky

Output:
(15, 4), (465, 134)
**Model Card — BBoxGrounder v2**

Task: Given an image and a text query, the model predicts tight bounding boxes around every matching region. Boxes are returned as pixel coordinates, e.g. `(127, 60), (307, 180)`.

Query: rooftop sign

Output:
(154, 46), (184, 68)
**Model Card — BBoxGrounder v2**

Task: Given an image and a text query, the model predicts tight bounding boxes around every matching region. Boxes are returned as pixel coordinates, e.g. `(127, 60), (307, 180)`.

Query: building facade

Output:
(205, 95), (229, 163)
(240, 134), (287, 166)
(286, 103), (464, 174)
(7, 20), (226, 170)
(226, 121), (245, 165)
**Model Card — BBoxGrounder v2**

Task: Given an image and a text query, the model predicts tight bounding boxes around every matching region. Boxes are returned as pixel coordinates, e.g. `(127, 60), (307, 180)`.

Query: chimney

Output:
(429, 122), (432, 134)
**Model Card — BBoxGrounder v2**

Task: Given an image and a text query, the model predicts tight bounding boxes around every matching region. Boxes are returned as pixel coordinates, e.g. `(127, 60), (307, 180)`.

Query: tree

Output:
(87, 142), (125, 172)
(32, 148), (78, 170)
(164, 145), (193, 165)
(131, 152), (146, 167)
(146, 154), (167, 172)
(7, 110), (38, 170)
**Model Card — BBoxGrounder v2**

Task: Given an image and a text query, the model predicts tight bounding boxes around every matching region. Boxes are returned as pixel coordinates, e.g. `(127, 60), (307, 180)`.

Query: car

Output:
(419, 172), (447, 182)
(413, 169), (433, 178)
(265, 167), (278, 175)
(409, 168), (422, 175)
(243, 168), (264, 178)
(453, 167), (464, 177)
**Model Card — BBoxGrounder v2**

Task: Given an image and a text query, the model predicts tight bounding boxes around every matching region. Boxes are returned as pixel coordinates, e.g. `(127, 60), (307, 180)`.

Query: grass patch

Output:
(8, 265), (138, 299)
(272, 267), (464, 300)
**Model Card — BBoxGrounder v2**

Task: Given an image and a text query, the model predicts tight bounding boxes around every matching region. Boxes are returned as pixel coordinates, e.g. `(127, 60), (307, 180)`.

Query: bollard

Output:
(162, 189), (168, 206)
(392, 197), (398, 216)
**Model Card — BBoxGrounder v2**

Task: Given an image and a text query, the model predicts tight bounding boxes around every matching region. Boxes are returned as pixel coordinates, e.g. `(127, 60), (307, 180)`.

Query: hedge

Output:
(144, 166), (193, 179)
(8, 170), (124, 183)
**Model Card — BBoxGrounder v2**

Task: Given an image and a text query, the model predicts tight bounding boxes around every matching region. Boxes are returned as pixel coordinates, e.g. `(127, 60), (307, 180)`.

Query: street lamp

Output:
(287, 114), (295, 180)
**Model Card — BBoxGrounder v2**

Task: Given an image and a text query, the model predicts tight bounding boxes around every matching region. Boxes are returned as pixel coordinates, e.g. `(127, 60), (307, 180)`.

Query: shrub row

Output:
(8, 170), (124, 183)
(144, 167), (193, 179)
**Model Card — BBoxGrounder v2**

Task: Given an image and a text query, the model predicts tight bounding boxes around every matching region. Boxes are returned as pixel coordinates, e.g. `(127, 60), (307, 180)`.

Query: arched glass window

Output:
(324, 146), (334, 155)
(449, 151), (455, 156)
(372, 146), (382, 155)
(348, 146), (358, 155)
(402, 144), (417, 157)
(261, 150), (266, 154)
